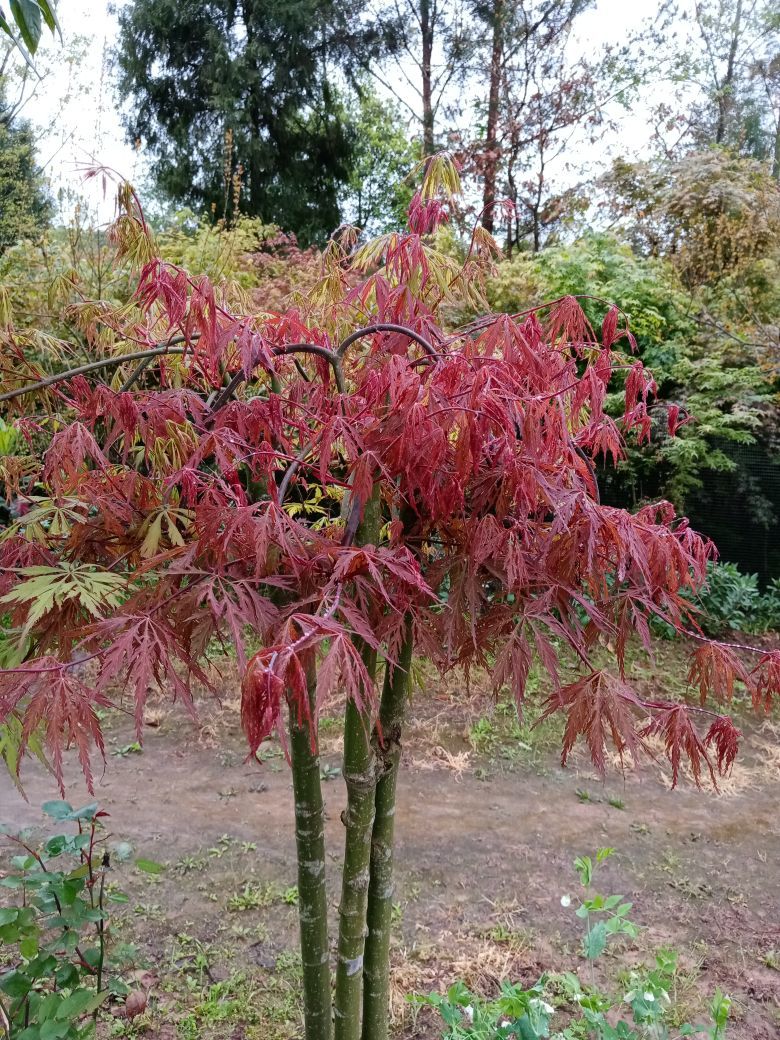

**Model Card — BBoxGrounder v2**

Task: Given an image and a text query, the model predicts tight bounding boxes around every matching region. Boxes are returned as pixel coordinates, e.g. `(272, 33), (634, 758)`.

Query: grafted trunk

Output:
(289, 658), (332, 1040)
(360, 619), (414, 1040)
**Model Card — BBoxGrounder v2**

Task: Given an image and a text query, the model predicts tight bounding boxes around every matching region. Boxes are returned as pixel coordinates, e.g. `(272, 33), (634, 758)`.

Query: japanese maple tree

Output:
(0, 157), (777, 1040)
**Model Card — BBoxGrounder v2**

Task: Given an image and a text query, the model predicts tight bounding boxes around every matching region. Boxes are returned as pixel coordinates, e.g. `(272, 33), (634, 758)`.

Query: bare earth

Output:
(1, 687), (779, 1039)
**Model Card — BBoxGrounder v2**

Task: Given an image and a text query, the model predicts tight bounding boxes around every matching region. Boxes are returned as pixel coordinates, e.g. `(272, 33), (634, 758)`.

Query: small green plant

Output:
(0, 800), (143, 1037)
(411, 978), (555, 1040)
(227, 882), (275, 912)
(469, 717), (498, 754)
(111, 742), (143, 757)
(570, 848), (639, 966)
(414, 848), (731, 1039)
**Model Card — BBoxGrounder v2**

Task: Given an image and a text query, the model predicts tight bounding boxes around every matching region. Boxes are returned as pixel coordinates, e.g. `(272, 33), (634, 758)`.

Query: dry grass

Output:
(755, 720), (780, 777)
(408, 744), (472, 778)
(388, 932), (545, 1033)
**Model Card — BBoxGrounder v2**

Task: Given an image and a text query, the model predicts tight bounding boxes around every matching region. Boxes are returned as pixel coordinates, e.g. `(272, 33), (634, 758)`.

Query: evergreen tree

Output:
(0, 85), (51, 254)
(114, 0), (397, 243)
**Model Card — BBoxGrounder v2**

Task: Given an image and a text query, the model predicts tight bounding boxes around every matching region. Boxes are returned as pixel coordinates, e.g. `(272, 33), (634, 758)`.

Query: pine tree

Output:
(113, 0), (397, 242)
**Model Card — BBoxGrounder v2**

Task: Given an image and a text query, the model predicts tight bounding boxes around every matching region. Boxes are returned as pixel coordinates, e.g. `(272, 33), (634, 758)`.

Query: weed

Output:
(174, 855), (208, 875)
(415, 848), (731, 1039)
(630, 822), (650, 835)
(227, 882), (276, 912)
(485, 924), (532, 953)
(112, 741), (143, 757)
(133, 903), (164, 921)
(469, 717), (497, 754)
(207, 835), (238, 859)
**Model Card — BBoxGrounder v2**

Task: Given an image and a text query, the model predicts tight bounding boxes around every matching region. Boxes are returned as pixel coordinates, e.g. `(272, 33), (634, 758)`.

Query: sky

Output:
(17, 0), (696, 225)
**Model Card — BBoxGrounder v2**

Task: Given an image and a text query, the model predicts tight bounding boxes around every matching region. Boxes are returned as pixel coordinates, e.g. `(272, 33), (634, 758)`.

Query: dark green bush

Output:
(693, 562), (780, 636)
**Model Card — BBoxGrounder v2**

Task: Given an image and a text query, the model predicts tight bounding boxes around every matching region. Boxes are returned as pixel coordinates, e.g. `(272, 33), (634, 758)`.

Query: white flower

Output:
(463, 1005), (474, 1023)
(644, 991), (655, 1002)
(560, 894), (572, 907)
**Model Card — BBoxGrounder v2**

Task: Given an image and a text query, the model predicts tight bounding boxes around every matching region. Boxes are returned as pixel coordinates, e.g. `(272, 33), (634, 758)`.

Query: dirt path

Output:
(2, 708), (779, 1039)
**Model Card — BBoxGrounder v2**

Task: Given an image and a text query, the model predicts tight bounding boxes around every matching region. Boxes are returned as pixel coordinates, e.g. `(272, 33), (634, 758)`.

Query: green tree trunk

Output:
(289, 659), (333, 1040)
(334, 491), (382, 1040)
(334, 677), (377, 1040)
(360, 620), (414, 1040)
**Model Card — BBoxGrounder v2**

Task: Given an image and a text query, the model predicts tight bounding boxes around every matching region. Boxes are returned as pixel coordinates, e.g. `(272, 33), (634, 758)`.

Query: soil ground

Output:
(1, 644), (779, 1039)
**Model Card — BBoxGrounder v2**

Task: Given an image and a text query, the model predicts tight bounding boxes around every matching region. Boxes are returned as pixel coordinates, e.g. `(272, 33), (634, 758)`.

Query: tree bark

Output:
(289, 659), (332, 1040)
(334, 491), (382, 1040)
(360, 620), (414, 1040)
(715, 0), (743, 145)
(334, 681), (377, 1040)
(420, 0), (435, 156)
(481, 0), (505, 234)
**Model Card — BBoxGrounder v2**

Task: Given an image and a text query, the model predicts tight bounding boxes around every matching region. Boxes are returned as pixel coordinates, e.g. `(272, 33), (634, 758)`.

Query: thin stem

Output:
(289, 655), (333, 1040)
(0, 993), (11, 1039)
(95, 867), (107, 1001)
(361, 619), (414, 1040)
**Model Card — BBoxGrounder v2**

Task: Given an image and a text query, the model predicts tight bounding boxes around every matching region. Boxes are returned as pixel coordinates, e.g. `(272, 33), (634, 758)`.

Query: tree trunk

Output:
(715, 0), (743, 145)
(360, 620), (414, 1040)
(334, 491), (382, 1040)
(481, 0), (504, 235)
(334, 683), (377, 1040)
(420, 0), (435, 156)
(289, 659), (332, 1040)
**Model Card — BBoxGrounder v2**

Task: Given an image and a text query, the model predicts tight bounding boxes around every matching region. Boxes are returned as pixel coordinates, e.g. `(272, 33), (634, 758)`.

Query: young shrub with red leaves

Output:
(0, 158), (776, 1040)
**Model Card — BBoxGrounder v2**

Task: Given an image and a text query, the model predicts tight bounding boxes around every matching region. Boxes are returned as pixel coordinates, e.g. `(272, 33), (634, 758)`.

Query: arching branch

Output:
(336, 323), (436, 359)
(207, 342), (345, 413)
(0, 324), (436, 409)
(0, 342), (191, 404)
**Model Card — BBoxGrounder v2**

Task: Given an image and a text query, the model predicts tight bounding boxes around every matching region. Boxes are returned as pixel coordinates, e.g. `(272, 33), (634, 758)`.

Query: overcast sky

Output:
(19, 0), (694, 224)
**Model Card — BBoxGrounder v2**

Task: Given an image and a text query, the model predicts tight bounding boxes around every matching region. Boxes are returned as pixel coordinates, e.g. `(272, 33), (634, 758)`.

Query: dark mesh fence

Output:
(685, 442), (780, 585)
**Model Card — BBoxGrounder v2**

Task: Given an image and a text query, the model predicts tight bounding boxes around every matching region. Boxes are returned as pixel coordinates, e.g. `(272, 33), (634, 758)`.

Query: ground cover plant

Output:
(0, 799), (156, 1039)
(0, 156), (779, 1040)
(414, 848), (732, 1040)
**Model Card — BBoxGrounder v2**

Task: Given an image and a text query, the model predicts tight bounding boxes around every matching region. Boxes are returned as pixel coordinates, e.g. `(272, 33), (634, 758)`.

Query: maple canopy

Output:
(0, 158), (776, 794)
